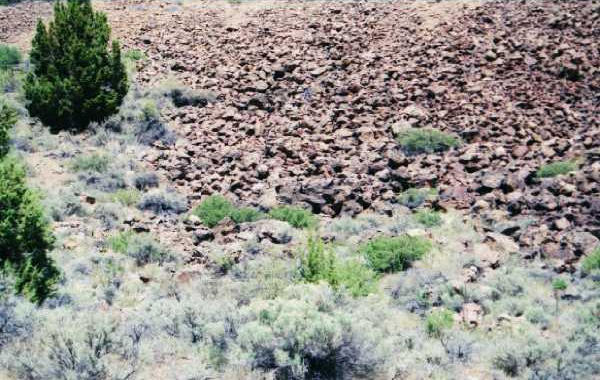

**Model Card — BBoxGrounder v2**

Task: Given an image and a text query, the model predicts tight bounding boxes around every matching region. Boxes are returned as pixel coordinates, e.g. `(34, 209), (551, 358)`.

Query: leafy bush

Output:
(299, 236), (336, 284)
(397, 128), (460, 155)
(108, 230), (172, 266)
(138, 189), (187, 215)
(0, 44), (21, 69)
(0, 100), (17, 157)
(398, 187), (437, 209)
(552, 278), (568, 291)
(112, 188), (141, 207)
(191, 195), (263, 227)
(360, 235), (431, 273)
(70, 153), (110, 173)
(24, 0), (128, 131)
(192, 195), (234, 228)
(332, 259), (378, 297)
(269, 206), (317, 229)
(536, 160), (578, 178)
(425, 308), (454, 338)
(230, 207), (264, 224)
(0, 157), (58, 303)
(414, 209), (442, 227)
(123, 49), (146, 62)
(582, 247), (600, 273)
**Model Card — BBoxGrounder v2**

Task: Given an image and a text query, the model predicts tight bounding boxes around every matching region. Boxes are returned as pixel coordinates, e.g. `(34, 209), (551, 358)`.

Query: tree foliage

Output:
(24, 0), (128, 131)
(0, 157), (58, 303)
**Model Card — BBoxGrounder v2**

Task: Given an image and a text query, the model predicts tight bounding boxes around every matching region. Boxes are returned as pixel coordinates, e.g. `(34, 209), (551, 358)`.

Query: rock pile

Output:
(6, 0), (600, 263)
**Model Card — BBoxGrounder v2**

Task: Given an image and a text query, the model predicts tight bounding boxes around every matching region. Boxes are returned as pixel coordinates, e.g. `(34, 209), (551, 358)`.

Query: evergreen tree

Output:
(0, 157), (58, 303)
(0, 101), (16, 158)
(24, 0), (128, 131)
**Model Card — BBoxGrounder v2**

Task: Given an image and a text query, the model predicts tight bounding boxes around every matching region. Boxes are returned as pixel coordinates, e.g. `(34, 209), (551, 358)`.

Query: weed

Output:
(269, 206), (317, 229)
(582, 247), (600, 273)
(112, 188), (141, 207)
(414, 209), (442, 227)
(536, 160), (578, 178)
(360, 235), (431, 273)
(397, 128), (460, 155)
(398, 187), (438, 209)
(70, 153), (110, 173)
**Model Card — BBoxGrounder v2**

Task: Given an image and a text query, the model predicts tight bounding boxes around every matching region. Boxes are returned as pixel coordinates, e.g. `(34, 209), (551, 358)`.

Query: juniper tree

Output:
(24, 0), (128, 131)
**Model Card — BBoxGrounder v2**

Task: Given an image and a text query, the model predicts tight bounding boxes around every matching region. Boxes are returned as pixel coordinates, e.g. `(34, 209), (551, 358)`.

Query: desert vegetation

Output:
(0, 0), (598, 379)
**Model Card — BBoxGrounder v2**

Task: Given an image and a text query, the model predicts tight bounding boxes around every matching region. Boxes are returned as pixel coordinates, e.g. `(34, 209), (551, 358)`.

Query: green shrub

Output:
(536, 160), (578, 178)
(552, 278), (568, 291)
(0, 157), (58, 303)
(192, 195), (235, 228)
(230, 207), (264, 224)
(107, 230), (172, 266)
(398, 187), (438, 209)
(333, 259), (378, 297)
(582, 247), (600, 273)
(414, 209), (442, 227)
(360, 235), (431, 273)
(425, 308), (454, 338)
(0, 44), (21, 69)
(192, 195), (263, 227)
(24, 0), (128, 131)
(123, 49), (146, 62)
(70, 153), (110, 173)
(0, 101), (17, 158)
(112, 188), (141, 207)
(299, 236), (336, 284)
(396, 128), (460, 155)
(269, 206), (317, 229)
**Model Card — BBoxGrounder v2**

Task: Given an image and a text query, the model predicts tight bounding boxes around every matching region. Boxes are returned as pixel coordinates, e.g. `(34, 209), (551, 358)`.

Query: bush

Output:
(398, 187), (437, 209)
(333, 259), (378, 297)
(414, 209), (442, 227)
(192, 195), (234, 228)
(425, 308), (454, 338)
(0, 100), (17, 157)
(112, 188), (141, 207)
(70, 153), (110, 173)
(299, 236), (336, 284)
(0, 44), (21, 69)
(582, 247), (600, 273)
(269, 206), (317, 229)
(191, 195), (263, 227)
(397, 128), (460, 155)
(536, 160), (578, 178)
(137, 189), (187, 215)
(0, 157), (58, 303)
(360, 235), (431, 273)
(108, 230), (172, 266)
(24, 0), (128, 131)
(133, 172), (159, 190)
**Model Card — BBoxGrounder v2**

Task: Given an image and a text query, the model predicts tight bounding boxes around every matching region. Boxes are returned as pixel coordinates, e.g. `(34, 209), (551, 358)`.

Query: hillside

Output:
(0, 0), (599, 379)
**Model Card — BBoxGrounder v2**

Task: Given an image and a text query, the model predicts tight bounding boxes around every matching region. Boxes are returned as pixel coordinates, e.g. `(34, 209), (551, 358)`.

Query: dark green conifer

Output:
(24, 0), (128, 131)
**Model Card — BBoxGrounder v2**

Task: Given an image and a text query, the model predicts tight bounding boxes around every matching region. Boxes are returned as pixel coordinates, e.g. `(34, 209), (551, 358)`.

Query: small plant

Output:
(123, 49), (146, 62)
(552, 278), (568, 314)
(192, 195), (235, 228)
(360, 235), (431, 273)
(582, 247), (600, 273)
(133, 172), (159, 190)
(191, 195), (264, 227)
(414, 209), (442, 227)
(333, 259), (378, 297)
(107, 230), (172, 266)
(536, 160), (578, 178)
(112, 188), (141, 207)
(0, 44), (21, 69)
(426, 308), (454, 338)
(493, 352), (521, 377)
(398, 187), (438, 209)
(70, 153), (110, 173)
(397, 128), (460, 155)
(0, 101), (17, 158)
(299, 236), (336, 284)
(230, 207), (265, 224)
(269, 206), (317, 229)
(138, 189), (187, 215)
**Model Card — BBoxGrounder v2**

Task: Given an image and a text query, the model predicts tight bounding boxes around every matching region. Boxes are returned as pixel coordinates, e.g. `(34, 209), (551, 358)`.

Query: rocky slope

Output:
(3, 0), (599, 266)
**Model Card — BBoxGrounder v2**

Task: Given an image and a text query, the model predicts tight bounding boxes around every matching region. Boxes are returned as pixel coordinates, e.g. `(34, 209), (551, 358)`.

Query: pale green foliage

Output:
(191, 195), (263, 228)
(269, 206), (316, 229)
(414, 209), (443, 227)
(398, 187), (438, 209)
(582, 247), (600, 273)
(360, 235), (431, 273)
(70, 152), (110, 173)
(397, 128), (460, 155)
(426, 308), (454, 338)
(536, 160), (578, 178)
